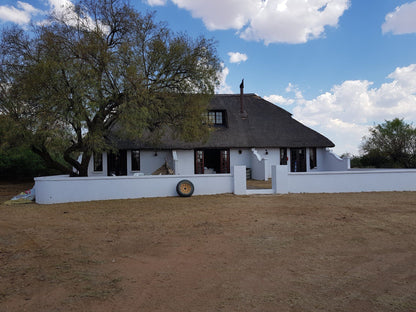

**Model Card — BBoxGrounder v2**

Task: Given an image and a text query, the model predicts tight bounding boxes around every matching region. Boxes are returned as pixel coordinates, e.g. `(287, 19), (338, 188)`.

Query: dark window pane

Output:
(280, 148), (287, 165)
(131, 150), (140, 171)
(94, 153), (103, 171)
(310, 147), (317, 169)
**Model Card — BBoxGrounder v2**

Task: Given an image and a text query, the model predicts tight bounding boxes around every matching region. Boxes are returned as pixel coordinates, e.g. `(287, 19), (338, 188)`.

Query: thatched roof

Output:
(115, 93), (334, 150)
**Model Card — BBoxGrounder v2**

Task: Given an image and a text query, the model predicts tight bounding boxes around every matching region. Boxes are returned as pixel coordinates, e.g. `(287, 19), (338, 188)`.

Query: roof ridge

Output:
(214, 93), (257, 96)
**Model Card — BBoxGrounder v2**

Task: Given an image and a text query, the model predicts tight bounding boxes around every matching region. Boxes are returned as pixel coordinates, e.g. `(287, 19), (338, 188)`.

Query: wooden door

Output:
(195, 150), (204, 174)
(220, 149), (230, 173)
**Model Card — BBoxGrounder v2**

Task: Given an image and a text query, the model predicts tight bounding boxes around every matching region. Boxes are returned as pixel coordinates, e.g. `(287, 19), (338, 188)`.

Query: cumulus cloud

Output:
(228, 52), (248, 64)
(241, 0), (351, 44)
(265, 64), (416, 155)
(0, 1), (42, 25)
(165, 0), (350, 44)
(216, 63), (233, 94)
(382, 1), (416, 35)
(171, 0), (255, 30)
(264, 94), (294, 106)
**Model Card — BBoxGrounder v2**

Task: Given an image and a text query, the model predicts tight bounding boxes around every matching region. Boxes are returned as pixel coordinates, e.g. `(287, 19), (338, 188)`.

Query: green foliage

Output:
(0, 146), (56, 179)
(358, 118), (416, 168)
(0, 0), (220, 176)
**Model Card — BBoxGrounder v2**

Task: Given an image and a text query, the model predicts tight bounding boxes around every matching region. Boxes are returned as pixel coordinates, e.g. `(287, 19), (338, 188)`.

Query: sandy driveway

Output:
(1, 182), (415, 311)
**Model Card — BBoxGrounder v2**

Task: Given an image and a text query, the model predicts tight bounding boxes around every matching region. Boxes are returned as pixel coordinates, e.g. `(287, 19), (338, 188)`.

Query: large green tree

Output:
(360, 118), (416, 168)
(0, 0), (220, 176)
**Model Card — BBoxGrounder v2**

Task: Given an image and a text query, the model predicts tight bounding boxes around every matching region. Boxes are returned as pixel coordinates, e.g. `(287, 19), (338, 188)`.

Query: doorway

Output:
(107, 150), (127, 176)
(290, 148), (306, 172)
(194, 149), (230, 174)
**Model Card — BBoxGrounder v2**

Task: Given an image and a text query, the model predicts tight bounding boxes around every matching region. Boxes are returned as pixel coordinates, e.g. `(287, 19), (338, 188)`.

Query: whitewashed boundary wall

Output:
(274, 165), (416, 194)
(34, 165), (416, 204)
(35, 173), (234, 204)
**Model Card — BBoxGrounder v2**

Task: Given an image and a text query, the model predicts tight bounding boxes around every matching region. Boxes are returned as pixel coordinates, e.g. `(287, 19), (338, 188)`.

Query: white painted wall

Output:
(174, 150), (195, 175)
(274, 166), (416, 193)
(315, 148), (350, 171)
(35, 173), (234, 204)
(35, 165), (416, 204)
(139, 150), (173, 175)
(245, 148), (280, 180)
(87, 147), (349, 178)
(232, 166), (247, 195)
(230, 148), (251, 168)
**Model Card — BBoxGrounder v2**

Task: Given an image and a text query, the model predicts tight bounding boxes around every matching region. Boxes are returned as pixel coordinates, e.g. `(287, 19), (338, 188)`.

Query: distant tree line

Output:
(0, 146), (61, 180)
(352, 118), (416, 168)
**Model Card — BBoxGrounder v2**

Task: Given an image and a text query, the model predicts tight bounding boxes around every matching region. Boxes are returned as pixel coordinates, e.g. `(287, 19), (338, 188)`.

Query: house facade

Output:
(87, 92), (349, 180)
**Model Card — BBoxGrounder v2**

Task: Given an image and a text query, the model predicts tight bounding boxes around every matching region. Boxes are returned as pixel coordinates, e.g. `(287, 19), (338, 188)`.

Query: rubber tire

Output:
(176, 180), (194, 197)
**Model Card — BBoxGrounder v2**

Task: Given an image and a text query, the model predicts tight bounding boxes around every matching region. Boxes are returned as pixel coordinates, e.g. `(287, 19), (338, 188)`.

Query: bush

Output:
(0, 147), (60, 180)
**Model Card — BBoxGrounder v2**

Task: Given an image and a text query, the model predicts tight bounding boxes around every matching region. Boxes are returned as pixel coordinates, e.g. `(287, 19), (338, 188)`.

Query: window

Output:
(206, 110), (225, 126)
(93, 153), (103, 172)
(280, 148), (287, 165)
(131, 150), (140, 171)
(310, 147), (317, 169)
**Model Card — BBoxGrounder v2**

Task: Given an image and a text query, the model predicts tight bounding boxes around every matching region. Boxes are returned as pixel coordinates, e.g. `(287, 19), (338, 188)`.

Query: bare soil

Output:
(1, 182), (416, 312)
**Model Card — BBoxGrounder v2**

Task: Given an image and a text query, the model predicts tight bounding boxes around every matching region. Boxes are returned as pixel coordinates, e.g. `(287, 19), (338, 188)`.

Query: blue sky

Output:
(1, 0), (416, 155)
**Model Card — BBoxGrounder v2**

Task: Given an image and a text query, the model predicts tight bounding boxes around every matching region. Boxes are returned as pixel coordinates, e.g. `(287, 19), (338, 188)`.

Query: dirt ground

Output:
(1, 181), (416, 312)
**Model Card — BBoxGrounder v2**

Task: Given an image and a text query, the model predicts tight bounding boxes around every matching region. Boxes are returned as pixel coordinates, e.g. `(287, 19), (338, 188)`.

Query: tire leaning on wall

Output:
(176, 180), (194, 197)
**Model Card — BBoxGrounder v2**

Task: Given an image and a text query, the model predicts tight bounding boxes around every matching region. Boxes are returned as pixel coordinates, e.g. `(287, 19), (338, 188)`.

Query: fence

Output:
(274, 166), (416, 194)
(34, 165), (416, 204)
(35, 172), (236, 204)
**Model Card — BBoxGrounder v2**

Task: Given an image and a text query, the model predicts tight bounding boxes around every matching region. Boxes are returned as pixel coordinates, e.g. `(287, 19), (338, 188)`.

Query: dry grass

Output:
(1, 182), (416, 312)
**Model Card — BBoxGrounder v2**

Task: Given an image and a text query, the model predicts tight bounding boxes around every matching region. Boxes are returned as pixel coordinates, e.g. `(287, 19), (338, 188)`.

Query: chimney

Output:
(239, 79), (248, 119)
(239, 79), (244, 114)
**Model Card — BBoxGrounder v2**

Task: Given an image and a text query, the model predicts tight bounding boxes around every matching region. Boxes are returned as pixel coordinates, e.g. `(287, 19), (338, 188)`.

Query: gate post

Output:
(233, 166), (247, 195)
(273, 165), (289, 194)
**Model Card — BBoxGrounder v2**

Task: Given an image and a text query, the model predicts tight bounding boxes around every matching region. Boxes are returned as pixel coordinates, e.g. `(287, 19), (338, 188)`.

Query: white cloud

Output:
(241, 0), (351, 44)
(167, 0), (350, 44)
(172, 0), (256, 30)
(146, 0), (168, 6)
(0, 0), (108, 33)
(382, 1), (416, 35)
(216, 63), (233, 94)
(266, 64), (416, 155)
(0, 1), (42, 25)
(228, 52), (248, 63)
(44, 0), (110, 33)
(264, 94), (294, 106)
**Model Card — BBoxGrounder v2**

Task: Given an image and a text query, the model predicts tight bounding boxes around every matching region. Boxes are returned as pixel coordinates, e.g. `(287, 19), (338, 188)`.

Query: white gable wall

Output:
(315, 148), (350, 171)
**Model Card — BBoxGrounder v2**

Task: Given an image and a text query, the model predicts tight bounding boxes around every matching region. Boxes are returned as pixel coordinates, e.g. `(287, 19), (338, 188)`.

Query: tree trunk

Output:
(77, 153), (92, 177)
(31, 145), (72, 175)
